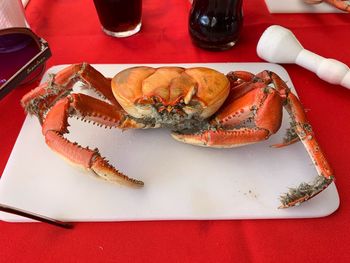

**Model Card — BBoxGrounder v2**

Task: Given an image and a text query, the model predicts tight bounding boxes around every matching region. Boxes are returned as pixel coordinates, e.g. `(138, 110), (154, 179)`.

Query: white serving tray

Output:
(0, 63), (339, 222)
(265, 0), (344, 13)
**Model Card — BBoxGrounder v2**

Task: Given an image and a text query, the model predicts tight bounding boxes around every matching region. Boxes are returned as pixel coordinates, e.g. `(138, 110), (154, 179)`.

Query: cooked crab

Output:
(304, 0), (350, 12)
(21, 63), (334, 208)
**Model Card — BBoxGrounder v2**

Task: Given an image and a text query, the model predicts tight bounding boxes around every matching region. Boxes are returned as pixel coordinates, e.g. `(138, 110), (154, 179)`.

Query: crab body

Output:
(111, 66), (230, 132)
(21, 63), (334, 208)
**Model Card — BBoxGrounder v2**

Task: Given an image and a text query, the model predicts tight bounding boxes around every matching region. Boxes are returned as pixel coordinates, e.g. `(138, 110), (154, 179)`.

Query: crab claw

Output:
(174, 70), (335, 209)
(41, 94), (144, 187)
(171, 128), (269, 148)
(90, 156), (144, 187)
(45, 130), (144, 187)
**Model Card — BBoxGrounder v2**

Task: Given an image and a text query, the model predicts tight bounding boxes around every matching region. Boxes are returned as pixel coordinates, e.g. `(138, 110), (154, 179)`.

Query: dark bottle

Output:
(189, 0), (243, 50)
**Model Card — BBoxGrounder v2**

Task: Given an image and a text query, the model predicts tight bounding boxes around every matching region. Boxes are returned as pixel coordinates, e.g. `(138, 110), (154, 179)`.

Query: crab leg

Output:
(260, 71), (335, 207)
(326, 0), (350, 11)
(256, 71), (335, 207)
(41, 93), (144, 187)
(224, 71), (267, 105)
(172, 127), (270, 148)
(21, 63), (119, 122)
(278, 92), (334, 208)
(305, 0), (350, 12)
(172, 75), (284, 147)
(174, 70), (334, 208)
(260, 71), (334, 207)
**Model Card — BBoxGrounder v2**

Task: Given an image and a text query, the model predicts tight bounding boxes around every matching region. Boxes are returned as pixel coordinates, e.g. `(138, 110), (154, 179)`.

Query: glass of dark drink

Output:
(93, 0), (142, 37)
(189, 0), (243, 50)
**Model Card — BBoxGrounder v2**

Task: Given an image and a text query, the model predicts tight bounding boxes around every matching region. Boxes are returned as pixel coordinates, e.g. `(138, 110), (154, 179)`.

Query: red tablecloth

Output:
(1, 0), (350, 262)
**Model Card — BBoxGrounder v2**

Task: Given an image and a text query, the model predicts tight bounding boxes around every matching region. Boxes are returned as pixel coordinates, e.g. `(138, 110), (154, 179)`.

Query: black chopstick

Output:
(0, 203), (73, 229)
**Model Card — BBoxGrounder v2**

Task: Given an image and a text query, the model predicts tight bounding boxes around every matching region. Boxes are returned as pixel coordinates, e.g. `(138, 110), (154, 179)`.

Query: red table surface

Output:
(1, 0), (350, 262)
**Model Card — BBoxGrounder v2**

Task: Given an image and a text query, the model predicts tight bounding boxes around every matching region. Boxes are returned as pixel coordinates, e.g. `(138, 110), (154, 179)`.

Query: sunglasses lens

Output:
(0, 33), (42, 87)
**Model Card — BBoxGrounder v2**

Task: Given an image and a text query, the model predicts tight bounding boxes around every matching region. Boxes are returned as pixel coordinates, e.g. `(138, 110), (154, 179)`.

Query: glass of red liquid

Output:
(93, 0), (142, 37)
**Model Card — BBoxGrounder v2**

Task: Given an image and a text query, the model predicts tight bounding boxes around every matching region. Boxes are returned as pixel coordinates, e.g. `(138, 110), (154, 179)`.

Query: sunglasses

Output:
(0, 27), (51, 100)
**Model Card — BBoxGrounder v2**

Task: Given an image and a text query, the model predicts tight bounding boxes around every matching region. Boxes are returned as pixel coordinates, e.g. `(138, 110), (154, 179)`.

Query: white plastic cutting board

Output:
(0, 63), (339, 222)
(265, 0), (344, 13)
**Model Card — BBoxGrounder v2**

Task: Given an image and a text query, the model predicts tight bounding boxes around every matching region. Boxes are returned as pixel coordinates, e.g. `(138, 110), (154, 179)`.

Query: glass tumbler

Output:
(93, 0), (142, 37)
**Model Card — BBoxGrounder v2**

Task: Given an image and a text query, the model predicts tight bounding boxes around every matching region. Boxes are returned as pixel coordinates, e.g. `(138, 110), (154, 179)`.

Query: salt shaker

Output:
(189, 0), (243, 50)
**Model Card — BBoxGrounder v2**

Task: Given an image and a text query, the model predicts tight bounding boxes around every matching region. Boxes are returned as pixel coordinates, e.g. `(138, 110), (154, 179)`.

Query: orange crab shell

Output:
(111, 67), (230, 119)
